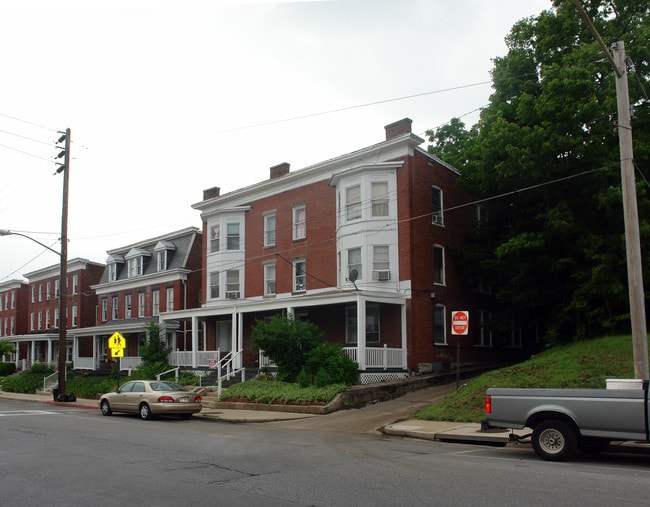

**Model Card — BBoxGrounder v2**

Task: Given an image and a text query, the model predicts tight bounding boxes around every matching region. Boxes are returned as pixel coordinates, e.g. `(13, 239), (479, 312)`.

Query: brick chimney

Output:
(384, 118), (413, 140)
(203, 187), (220, 200)
(270, 162), (290, 179)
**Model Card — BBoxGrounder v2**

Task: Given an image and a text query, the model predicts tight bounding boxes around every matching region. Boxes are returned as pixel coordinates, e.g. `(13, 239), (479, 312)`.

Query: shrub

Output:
(313, 368), (332, 388)
(304, 343), (359, 386)
(251, 315), (324, 382)
(0, 362), (16, 376)
(30, 362), (55, 375)
(297, 369), (311, 388)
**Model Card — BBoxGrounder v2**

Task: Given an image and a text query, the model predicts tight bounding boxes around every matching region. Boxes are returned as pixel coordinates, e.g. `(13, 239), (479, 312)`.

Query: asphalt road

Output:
(2, 390), (650, 506)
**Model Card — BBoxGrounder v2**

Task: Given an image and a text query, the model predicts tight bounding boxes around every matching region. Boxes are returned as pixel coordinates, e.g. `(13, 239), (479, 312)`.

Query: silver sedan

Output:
(99, 380), (203, 420)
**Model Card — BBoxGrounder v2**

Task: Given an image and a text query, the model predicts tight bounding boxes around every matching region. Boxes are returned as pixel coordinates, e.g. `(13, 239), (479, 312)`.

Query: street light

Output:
(0, 228), (68, 397)
(0, 230), (61, 256)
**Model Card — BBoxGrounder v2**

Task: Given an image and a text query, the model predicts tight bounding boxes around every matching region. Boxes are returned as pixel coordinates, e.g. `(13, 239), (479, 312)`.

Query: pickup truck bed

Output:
(484, 384), (650, 461)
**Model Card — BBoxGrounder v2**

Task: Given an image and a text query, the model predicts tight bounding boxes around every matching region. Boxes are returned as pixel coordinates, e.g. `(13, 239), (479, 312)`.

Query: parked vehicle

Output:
(99, 380), (203, 420)
(483, 379), (650, 461)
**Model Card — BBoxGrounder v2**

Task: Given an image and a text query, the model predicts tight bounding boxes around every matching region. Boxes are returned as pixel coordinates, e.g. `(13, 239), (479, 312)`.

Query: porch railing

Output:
(169, 350), (220, 367)
(343, 345), (404, 370)
(74, 357), (94, 370)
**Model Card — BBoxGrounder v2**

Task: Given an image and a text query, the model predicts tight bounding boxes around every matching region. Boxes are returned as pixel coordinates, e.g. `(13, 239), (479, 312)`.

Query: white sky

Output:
(0, 0), (551, 281)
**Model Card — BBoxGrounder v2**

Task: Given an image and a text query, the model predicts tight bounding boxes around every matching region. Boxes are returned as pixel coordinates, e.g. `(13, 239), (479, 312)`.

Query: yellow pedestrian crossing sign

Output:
(111, 347), (124, 358)
(108, 331), (126, 349)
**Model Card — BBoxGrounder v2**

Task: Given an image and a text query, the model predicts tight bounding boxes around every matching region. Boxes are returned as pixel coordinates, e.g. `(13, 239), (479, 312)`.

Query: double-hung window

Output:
(226, 270), (240, 298)
(210, 225), (220, 252)
(210, 272), (220, 299)
(432, 186), (443, 225)
(166, 287), (174, 312)
(264, 213), (276, 247)
(112, 296), (119, 320)
(125, 295), (132, 319)
(433, 304), (446, 344)
(347, 248), (362, 281)
(293, 259), (306, 292)
(433, 245), (445, 285)
(226, 223), (240, 250)
(293, 205), (306, 241)
(346, 185), (361, 221)
(264, 263), (276, 296)
(371, 182), (389, 217)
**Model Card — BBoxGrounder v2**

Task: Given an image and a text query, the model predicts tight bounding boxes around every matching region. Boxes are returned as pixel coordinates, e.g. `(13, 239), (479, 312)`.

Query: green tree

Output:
(251, 315), (324, 382)
(135, 322), (172, 378)
(0, 339), (16, 357)
(427, 0), (650, 343)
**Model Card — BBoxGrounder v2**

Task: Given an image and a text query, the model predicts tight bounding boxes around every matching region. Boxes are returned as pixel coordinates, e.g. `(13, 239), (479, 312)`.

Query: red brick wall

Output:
(245, 179), (337, 296)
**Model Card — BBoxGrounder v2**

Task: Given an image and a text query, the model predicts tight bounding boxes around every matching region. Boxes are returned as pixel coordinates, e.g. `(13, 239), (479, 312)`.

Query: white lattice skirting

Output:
(359, 372), (409, 385)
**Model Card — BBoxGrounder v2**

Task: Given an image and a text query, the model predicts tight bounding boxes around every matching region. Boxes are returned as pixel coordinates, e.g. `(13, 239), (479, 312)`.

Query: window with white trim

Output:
(346, 185), (361, 221)
(125, 295), (132, 319)
(293, 205), (306, 240)
(210, 224), (220, 252)
(347, 248), (362, 281)
(38, 284), (43, 302)
(72, 304), (78, 328)
(226, 223), (240, 250)
(46, 282), (51, 301)
(112, 296), (119, 320)
(138, 292), (145, 317)
(373, 245), (389, 271)
(225, 271), (240, 298)
(72, 274), (78, 295)
(293, 258), (306, 292)
(433, 304), (446, 344)
(345, 303), (380, 344)
(152, 290), (160, 316)
(264, 213), (276, 247)
(45, 310), (50, 329)
(166, 287), (174, 312)
(210, 272), (219, 299)
(371, 181), (389, 217)
(101, 298), (108, 322)
(433, 245), (445, 285)
(264, 263), (276, 296)
(432, 186), (443, 225)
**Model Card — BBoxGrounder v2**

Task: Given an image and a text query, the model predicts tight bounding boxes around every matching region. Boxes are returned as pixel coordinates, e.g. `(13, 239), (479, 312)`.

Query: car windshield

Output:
(150, 381), (187, 392)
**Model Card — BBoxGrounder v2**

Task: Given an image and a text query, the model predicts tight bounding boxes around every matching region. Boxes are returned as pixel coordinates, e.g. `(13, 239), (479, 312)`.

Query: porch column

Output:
(357, 295), (366, 370)
(191, 315), (198, 368)
(92, 335), (98, 370)
(47, 337), (54, 364)
(400, 303), (407, 369)
(14, 340), (19, 368)
(30, 340), (36, 365)
(236, 310), (243, 370)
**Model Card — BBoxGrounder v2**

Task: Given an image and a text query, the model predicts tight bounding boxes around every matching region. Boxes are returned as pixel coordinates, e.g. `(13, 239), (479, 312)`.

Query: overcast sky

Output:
(0, 0), (551, 281)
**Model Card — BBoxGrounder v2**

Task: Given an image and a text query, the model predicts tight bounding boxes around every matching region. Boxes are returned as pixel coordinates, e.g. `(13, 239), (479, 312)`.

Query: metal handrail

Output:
(217, 350), (245, 398)
(156, 366), (180, 382)
(43, 370), (66, 392)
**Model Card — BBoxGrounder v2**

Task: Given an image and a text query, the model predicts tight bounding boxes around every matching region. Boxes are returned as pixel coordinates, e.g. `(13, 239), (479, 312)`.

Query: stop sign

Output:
(451, 311), (469, 335)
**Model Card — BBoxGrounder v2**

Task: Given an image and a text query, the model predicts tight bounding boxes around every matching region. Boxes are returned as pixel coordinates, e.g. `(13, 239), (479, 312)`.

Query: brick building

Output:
(3, 259), (104, 368)
(161, 118), (520, 382)
(73, 227), (203, 370)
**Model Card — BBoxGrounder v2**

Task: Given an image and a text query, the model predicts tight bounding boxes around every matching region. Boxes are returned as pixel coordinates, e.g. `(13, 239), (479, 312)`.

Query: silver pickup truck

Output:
(483, 379), (650, 461)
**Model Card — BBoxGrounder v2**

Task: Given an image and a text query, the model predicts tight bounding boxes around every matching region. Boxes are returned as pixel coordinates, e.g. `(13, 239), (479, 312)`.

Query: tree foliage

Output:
(0, 339), (16, 357)
(428, 0), (650, 344)
(251, 315), (324, 382)
(139, 321), (172, 364)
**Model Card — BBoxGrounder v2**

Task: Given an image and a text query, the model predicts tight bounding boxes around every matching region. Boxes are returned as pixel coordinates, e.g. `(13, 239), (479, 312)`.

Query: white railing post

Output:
(383, 344), (388, 370)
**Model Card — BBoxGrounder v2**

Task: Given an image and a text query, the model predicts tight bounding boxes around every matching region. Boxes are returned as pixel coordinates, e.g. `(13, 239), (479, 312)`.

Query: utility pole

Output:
(612, 43), (649, 379)
(55, 128), (70, 396)
(573, 0), (648, 378)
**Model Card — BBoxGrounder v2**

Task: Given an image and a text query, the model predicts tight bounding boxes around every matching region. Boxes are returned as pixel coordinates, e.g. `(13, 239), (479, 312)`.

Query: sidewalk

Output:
(0, 389), (519, 444)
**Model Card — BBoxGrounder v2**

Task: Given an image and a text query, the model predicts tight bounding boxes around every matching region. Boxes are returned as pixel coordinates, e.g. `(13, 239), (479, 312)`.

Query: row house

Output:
(69, 227), (203, 370)
(1, 259), (104, 368)
(0, 280), (29, 360)
(160, 118), (520, 383)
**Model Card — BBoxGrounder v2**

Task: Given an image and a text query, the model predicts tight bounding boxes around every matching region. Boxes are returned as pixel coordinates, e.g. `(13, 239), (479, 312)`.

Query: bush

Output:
(30, 362), (55, 375)
(0, 362), (16, 376)
(304, 343), (359, 386)
(313, 368), (332, 388)
(251, 315), (324, 382)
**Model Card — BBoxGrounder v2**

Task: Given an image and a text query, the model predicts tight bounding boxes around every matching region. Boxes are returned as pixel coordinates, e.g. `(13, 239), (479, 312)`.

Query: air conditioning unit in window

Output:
(432, 213), (443, 225)
(373, 270), (391, 281)
(226, 291), (240, 299)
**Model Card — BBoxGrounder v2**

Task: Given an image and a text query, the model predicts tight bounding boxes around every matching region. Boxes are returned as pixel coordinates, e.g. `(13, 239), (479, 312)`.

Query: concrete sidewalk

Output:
(0, 389), (520, 444)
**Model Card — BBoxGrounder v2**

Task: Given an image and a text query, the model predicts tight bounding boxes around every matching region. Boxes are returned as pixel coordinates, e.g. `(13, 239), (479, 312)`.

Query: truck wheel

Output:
(532, 420), (577, 461)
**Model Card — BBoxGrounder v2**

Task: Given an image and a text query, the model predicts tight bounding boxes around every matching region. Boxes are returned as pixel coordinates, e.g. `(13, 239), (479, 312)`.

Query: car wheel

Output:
(100, 400), (112, 416)
(532, 420), (577, 461)
(179, 413), (192, 420)
(139, 403), (152, 420)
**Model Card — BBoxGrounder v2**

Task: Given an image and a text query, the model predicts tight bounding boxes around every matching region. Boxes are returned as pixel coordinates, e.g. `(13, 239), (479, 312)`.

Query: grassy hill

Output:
(414, 334), (645, 423)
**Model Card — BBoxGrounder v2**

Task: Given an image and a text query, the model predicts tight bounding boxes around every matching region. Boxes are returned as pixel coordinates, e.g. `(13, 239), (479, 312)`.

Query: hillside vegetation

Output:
(414, 335), (645, 423)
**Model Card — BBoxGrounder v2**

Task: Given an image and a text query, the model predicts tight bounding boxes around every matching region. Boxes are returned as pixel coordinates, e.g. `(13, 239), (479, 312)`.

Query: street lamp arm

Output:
(0, 229), (61, 257)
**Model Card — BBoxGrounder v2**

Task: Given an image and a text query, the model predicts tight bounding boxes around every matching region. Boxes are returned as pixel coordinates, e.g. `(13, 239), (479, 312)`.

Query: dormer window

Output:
(125, 248), (151, 278)
(106, 254), (125, 282)
(154, 241), (176, 272)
